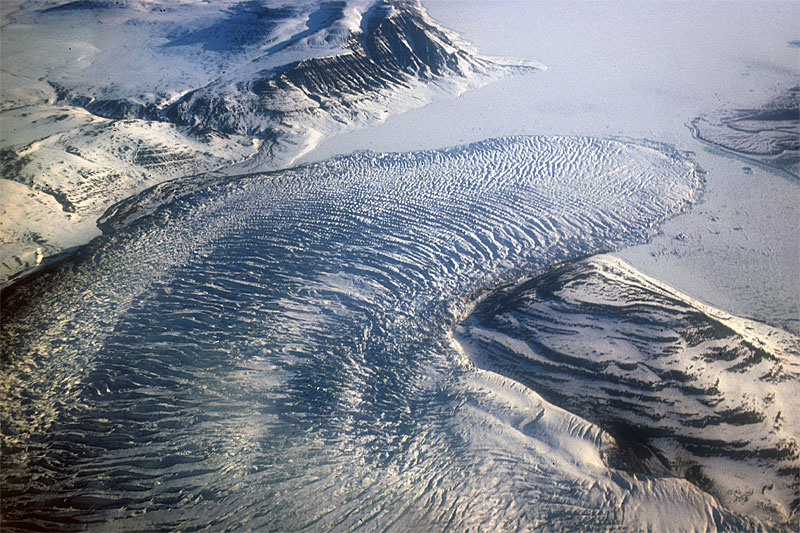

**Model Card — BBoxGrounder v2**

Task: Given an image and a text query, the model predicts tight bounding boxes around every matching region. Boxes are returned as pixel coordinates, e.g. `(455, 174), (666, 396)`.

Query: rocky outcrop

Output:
(161, 1), (526, 139)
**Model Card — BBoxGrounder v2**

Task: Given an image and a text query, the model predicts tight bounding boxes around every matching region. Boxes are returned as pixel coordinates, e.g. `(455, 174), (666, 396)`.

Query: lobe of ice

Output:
(4, 136), (762, 532)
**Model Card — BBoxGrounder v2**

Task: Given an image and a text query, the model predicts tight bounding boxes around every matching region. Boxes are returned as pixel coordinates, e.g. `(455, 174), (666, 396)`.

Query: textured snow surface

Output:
(455, 254), (800, 525)
(0, 0), (537, 285)
(690, 86), (800, 178)
(303, 0), (799, 338)
(5, 136), (790, 531)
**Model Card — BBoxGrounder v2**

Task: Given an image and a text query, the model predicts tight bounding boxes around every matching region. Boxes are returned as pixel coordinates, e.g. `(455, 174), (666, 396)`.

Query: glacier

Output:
(306, 0), (800, 339)
(1, 0), (799, 531)
(689, 86), (800, 179)
(4, 136), (796, 530)
(0, 0), (538, 285)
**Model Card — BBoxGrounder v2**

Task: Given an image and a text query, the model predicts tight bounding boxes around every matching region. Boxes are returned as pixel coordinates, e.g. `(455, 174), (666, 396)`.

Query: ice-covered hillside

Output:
(455, 254), (800, 524)
(0, 0), (538, 285)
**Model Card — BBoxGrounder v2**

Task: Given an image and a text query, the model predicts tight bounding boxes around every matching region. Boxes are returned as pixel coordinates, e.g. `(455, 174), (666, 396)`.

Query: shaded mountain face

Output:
(156, 1), (513, 140)
(162, 2), (301, 52)
(0, 0), (537, 286)
(455, 255), (800, 525)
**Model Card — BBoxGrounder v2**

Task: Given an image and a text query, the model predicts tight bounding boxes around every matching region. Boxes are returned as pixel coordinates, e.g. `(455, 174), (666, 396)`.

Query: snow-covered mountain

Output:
(0, 0), (539, 286)
(455, 254), (800, 524)
(161, 0), (520, 167)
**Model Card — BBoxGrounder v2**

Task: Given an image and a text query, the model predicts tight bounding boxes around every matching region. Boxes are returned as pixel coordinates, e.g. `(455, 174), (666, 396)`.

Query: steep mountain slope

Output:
(0, 0), (539, 285)
(455, 254), (800, 524)
(161, 0), (520, 163)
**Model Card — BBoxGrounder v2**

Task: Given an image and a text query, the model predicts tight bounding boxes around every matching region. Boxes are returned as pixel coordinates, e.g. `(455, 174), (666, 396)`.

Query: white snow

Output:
(454, 253), (800, 523)
(301, 0), (800, 334)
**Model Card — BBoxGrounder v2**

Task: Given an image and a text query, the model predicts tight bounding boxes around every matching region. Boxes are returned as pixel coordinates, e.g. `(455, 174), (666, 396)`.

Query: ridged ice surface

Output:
(6, 135), (789, 531)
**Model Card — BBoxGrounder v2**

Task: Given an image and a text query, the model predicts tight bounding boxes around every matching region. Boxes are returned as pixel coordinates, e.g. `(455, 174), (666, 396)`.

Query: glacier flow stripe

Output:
(3, 136), (774, 531)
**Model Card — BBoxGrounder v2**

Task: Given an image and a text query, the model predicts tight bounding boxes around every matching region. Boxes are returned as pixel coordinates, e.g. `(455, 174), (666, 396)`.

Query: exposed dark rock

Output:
(161, 1), (519, 138)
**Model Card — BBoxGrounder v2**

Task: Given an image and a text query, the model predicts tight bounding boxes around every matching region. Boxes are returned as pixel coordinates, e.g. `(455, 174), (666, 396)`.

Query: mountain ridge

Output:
(0, 0), (540, 286)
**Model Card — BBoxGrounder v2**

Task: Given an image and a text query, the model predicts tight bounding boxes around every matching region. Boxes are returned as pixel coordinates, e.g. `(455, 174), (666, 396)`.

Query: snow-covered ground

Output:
(1, 1), (799, 530)
(302, 0), (800, 334)
(0, 0), (537, 285)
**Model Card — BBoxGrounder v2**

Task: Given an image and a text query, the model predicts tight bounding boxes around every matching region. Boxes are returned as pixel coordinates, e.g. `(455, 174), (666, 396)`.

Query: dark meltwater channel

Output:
(3, 137), (794, 531)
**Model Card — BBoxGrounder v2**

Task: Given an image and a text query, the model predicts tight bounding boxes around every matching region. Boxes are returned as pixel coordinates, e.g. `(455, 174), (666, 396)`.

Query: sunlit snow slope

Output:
(455, 254), (800, 525)
(5, 136), (794, 531)
(0, 0), (537, 285)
